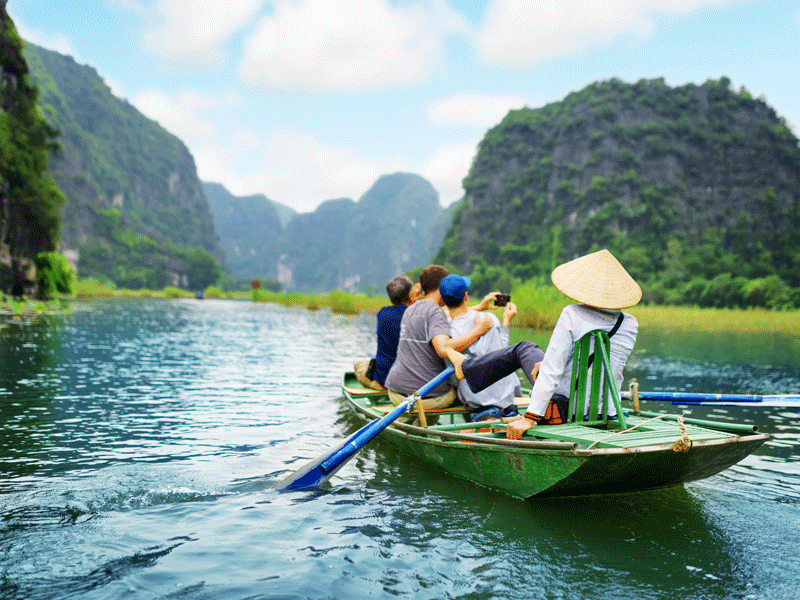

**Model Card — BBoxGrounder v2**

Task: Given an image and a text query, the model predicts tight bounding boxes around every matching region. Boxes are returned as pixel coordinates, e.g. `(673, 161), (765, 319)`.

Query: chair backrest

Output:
(567, 329), (627, 429)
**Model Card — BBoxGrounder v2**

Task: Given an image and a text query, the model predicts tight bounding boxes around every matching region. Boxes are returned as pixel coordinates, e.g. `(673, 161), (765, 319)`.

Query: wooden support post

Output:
(630, 379), (640, 412)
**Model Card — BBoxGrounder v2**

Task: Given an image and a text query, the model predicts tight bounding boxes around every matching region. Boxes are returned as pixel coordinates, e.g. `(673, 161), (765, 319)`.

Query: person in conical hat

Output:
(550, 248), (642, 310)
(446, 249), (640, 439)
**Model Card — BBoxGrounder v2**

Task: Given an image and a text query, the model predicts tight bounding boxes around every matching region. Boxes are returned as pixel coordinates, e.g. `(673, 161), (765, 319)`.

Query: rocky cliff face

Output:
(205, 173), (447, 293)
(437, 77), (800, 288)
(279, 173), (445, 292)
(203, 182), (287, 280)
(25, 43), (224, 275)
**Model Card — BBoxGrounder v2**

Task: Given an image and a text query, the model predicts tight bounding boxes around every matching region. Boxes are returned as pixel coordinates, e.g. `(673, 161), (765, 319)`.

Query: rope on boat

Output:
(586, 414), (693, 452)
(672, 416), (693, 453)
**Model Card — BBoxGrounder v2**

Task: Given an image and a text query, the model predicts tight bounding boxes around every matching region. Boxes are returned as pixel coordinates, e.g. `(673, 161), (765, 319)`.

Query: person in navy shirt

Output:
(354, 275), (418, 390)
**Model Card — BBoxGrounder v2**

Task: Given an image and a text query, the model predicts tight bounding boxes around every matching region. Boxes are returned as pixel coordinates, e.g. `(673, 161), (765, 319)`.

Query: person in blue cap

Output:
(383, 265), (496, 423)
(440, 274), (541, 422)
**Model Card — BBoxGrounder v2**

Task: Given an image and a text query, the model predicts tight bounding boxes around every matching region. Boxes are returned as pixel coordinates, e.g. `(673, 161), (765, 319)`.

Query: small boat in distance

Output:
(340, 371), (769, 499)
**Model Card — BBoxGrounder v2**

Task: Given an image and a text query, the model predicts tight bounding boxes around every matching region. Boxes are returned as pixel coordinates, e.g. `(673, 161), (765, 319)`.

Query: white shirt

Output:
(448, 309), (520, 411)
(527, 304), (638, 418)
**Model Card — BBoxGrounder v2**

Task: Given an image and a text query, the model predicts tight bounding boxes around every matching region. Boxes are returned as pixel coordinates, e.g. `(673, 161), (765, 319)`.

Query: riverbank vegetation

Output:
(6, 276), (790, 337)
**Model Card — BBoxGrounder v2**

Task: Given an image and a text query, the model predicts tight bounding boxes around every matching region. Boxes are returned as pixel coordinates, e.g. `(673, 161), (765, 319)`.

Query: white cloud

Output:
(14, 23), (79, 59)
(132, 89), (240, 142)
(421, 141), (479, 206)
(142, 0), (263, 65)
(477, 0), (746, 68)
(192, 129), (477, 212)
(239, 0), (466, 91)
(196, 130), (408, 212)
(648, 0), (741, 14)
(426, 93), (536, 127)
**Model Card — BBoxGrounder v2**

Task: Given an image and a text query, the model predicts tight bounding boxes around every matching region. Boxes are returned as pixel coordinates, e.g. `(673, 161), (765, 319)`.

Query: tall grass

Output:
(70, 278), (800, 335)
(74, 279), (195, 300)
(252, 287), (384, 314)
(502, 280), (567, 329)
(629, 304), (800, 334)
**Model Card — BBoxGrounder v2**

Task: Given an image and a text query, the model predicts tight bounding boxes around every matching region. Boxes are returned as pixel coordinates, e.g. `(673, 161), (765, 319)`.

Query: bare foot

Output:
(445, 348), (466, 380)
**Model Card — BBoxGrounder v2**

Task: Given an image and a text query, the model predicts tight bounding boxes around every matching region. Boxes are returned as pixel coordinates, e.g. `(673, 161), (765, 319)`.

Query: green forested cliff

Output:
(436, 77), (800, 308)
(0, 3), (65, 294)
(24, 43), (225, 290)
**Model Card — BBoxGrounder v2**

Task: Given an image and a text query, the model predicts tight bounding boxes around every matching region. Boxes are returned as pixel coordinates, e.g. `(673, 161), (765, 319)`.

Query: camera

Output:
(494, 293), (511, 307)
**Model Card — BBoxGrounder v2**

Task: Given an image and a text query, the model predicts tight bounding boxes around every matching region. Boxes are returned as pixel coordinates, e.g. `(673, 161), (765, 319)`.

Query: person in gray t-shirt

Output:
(383, 265), (494, 412)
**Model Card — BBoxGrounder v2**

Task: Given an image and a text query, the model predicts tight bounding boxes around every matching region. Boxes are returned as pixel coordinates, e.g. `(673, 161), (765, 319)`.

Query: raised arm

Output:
(430, 313), (492, 358)
(470, 291), (499, 312)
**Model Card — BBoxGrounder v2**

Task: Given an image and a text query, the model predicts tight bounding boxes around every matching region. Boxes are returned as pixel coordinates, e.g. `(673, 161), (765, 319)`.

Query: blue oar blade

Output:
(271, 429), (363, 491)
(273, 366), (455, 491)
(272, 402), (410, 491)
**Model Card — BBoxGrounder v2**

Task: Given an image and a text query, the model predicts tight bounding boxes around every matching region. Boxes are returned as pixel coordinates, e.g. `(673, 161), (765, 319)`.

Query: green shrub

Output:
(162, 286), (191, 298)
(34, 252), (76, 298)
(74, 277), (116, 298)
(204, 286), (224, 298)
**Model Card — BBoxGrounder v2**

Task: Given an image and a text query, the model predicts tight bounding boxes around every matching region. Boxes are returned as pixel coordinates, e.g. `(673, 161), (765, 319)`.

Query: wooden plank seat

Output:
(342, 384), (386, 397)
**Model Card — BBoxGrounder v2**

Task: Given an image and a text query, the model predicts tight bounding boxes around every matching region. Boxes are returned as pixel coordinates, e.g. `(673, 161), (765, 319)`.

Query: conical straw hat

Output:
(551, 249), (642, 309)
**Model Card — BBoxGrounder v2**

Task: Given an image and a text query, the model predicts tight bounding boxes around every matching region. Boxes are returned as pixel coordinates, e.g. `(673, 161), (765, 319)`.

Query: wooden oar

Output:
(621, 391), (800, 406)
(273, 366), (455, 491)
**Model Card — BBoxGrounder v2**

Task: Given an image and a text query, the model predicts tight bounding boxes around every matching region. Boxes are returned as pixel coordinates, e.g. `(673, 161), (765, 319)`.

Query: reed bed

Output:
(55, 280), (800, 336)
(252, 288), (384, 314)
(628, 304), (800, 334)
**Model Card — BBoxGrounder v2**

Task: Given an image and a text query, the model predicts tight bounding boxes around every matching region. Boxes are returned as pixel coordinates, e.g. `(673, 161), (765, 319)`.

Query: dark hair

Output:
(442, 293), (466, 310)
(419, 264), (450, 295)
(386, 275), (413, 305)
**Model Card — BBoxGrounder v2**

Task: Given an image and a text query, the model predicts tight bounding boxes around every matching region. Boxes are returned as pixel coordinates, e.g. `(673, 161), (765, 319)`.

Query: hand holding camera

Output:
(494, 293), (511, 307)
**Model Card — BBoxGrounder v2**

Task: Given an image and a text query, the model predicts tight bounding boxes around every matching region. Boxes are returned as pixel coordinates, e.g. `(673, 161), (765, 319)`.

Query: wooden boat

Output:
(342, 372), (769, 498)
(341, 332), (769, 499)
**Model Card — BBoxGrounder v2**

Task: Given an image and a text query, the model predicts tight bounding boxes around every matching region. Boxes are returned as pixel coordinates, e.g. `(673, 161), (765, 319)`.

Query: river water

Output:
(1, 299), (799, 600)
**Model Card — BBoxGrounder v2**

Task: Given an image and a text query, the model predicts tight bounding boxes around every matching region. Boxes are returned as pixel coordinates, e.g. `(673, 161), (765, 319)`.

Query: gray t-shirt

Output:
(383, 299), (451, 397)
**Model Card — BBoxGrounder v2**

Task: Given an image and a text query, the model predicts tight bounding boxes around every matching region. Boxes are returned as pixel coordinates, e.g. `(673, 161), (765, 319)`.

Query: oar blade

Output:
(272, 431), (360, 491)
(273, 366), (454, 492)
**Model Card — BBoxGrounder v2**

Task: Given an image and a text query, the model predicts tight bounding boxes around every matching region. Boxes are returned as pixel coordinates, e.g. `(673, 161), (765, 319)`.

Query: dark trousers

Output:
(460, 341), (544, 394)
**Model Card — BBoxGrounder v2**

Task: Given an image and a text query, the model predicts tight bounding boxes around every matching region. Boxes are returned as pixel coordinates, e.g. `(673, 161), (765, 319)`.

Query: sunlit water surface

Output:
(1, 299), (799, 600)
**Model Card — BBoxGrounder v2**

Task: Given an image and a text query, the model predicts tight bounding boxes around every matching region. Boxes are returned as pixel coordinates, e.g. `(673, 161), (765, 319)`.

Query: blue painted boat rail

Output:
(621, 391), (800, 406)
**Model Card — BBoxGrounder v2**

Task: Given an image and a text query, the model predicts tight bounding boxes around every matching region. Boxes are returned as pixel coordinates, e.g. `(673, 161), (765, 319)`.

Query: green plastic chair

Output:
(567, 330), (627, 429)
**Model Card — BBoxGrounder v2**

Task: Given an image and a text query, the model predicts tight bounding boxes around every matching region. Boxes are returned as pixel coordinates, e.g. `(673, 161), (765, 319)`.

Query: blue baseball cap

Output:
(439, 274), (471, 304)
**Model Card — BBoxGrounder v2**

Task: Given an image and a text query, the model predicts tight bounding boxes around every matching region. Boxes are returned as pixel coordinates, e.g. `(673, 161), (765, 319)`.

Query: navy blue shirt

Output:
(373, 304), (406, 386)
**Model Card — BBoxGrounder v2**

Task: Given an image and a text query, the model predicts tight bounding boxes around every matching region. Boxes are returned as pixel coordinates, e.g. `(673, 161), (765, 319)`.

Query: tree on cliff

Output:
(0, 1), (64, 294)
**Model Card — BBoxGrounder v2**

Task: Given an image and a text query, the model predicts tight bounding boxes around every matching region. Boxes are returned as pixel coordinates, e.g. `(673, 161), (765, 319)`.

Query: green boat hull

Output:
(341, 373), (769, 499)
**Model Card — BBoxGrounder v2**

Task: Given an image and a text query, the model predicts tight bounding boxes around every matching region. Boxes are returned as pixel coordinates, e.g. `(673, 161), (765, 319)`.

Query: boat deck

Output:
(343, 373), (746, 450)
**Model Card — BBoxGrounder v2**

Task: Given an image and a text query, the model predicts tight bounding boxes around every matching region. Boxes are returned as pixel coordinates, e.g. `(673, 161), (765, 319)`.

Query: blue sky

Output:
(9, 0), (800, 213)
